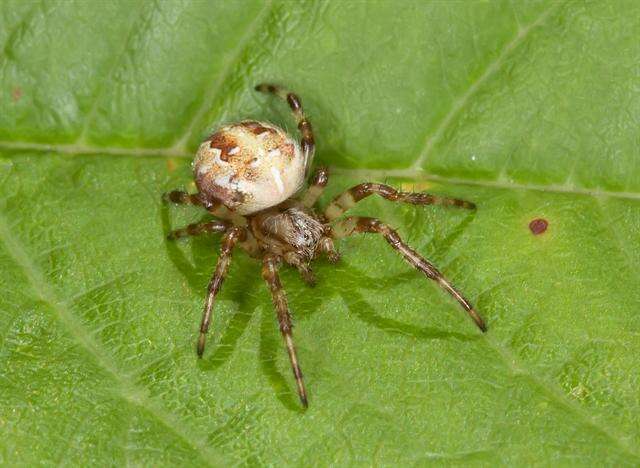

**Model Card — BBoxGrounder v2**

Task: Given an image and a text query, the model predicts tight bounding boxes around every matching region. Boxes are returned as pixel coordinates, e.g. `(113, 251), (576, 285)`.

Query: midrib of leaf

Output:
(332, 168), (640, 202)
(2, 0), (635, 203)
(409, 0), (564, 170)
(0, 139), (190, 157)
(0, 211), (231, 468)
(2, 139), (640, 202)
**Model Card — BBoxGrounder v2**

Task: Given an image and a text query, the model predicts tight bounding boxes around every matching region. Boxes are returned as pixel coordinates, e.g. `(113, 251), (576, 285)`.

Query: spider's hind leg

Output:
(331, 217), (486, 332)
(197, 227), (245, 357)
(167, 220), (230, 240)
(262, 255), (309, 407)
(317, 236), (340, 263)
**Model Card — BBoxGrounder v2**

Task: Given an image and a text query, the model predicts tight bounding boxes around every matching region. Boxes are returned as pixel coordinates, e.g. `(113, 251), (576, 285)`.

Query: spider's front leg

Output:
(300, 166), (329, 208)
(197, 226), (246, 357)
(255, 83), (315, 175)
(331, 217), (487, 332)
(317, 236), (340, 263)
(324, 183), (475, 221)
(262, 254), (308, 407)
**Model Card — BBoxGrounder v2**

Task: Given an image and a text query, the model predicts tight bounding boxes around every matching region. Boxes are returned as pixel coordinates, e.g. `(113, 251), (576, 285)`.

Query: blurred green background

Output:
(1, 0), (639, 466)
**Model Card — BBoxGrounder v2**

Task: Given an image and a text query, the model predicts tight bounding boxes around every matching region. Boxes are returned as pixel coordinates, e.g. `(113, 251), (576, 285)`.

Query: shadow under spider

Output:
(161, 203), (302, 409)
(161, 206), (262, 368)
(258, 306), (305, 412)
(332, 207), (481, 342)
(329, 267), (479, 343)
(160, 206), (213, 293)
(161, 202), (479, 409)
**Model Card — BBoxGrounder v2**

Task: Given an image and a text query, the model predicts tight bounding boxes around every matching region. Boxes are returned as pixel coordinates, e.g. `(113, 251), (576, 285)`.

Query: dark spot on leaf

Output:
(12, 87), (22, 102)
(529, 218), (548, 235)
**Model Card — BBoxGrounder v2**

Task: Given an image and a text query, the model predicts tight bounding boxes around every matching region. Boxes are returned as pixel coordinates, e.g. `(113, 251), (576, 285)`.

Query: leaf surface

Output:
(1, 1), (639, 465)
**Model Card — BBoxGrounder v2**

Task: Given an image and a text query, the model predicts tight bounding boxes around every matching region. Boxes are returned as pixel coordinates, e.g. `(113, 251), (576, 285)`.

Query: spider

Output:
(163, 84), (487, 408)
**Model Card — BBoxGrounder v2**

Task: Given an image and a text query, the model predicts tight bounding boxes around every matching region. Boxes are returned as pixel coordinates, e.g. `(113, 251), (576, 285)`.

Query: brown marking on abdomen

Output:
(242, 120), (276, 136)
(281, 142), (296, 159)
(207, 132), (238, 162)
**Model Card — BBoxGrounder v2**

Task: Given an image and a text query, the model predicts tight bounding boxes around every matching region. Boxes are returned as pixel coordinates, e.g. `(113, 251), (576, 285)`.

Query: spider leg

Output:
(197, 227), (246, 357)
(317, 236), (340, 263)
(255, 83), (315, 175)
(162, 190), (239, 221)
(163, 190), (207, 207)
(331, 217), (487, 332)
(324, 183), (475, 221)
(262, 254), (308, 407)
(284, 252), (316, 286)
(167, 220), (230, 240)
(300, 166), (329, 208)
(238, 231), (261, 258)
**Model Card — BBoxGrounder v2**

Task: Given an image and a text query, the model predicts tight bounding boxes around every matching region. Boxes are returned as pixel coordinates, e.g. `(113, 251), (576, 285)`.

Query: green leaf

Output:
(1, 0), (639, 465)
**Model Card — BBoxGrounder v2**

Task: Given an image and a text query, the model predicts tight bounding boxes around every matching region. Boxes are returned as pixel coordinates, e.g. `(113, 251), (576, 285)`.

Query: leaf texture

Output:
(0, 1), (639, 465)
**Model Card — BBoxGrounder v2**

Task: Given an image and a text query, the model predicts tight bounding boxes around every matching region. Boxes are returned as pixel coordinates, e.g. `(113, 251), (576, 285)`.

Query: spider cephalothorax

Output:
(164, 84), (486, 408)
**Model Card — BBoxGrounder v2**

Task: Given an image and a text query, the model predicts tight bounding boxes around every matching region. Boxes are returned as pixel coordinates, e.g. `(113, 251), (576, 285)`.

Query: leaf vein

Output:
(410, 1), (563, 170)
(482, 334), (640, 458)
(170, 0), (274, 152)
(76, 0), (148, 144)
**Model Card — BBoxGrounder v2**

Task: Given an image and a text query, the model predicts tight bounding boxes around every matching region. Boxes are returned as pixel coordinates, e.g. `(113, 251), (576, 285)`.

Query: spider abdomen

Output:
(193, 120), (305, 214)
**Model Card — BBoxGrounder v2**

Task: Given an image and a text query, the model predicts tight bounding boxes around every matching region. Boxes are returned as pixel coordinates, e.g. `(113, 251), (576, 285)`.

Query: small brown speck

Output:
(529, 218), (548, 235)
(166, 158), (176, 173)
(12, 87), (22, 102)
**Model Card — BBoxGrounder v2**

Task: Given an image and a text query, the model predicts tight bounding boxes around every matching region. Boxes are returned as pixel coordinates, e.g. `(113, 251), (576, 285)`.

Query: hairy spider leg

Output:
(301, 166), (329, 208)
(255, 83), (315, 175)
(167, 220), (230, 240)
(197, 227), (246, 357)
(324, 183), (476, 221)
(163, 190), (206, 206)
(317, 236), (340, 263)
(331, 217), (487, 332)
(162, 190), (239, 221)
(284, 252), (316, 286)
(262, 255), (308, 408)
